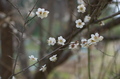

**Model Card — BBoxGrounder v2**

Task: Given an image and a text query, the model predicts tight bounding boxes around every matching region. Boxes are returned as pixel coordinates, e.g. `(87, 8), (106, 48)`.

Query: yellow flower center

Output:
(39, 11), (42, 15)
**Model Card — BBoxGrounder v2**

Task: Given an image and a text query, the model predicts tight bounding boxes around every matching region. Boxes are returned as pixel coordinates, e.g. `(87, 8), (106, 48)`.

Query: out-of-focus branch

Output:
(95, 11), (120, 23)
(87, 17), (120, 35)
(103, 35), (120, 41)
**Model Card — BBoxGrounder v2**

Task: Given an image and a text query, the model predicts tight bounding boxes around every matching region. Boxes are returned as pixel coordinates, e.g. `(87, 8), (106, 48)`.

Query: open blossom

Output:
(39, 64), (47, 72)
(28, 11), (35, 17)
(36, 8), (49, 19)
(77, 4), (86, 13)
(75, 19), (85, 28)
(84, 15), (91, 22)
(29, 55), (38, 61)
(69, 41), (79, 49)
(91, 33), (104, 42)
(58, 36), (66, 45)
(87, 38), (97, 45)
(47, 37), (56, 46)
(49, 54), (57, 62)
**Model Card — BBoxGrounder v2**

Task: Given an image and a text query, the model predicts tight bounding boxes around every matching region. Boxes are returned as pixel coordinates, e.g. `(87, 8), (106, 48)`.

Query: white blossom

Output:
(39, 64), (47, 72)
(77, 4), (86, 13)
(91, 33), (104, 42)
(77, 0), (85, 4)
(100, 21), (105, 26)
(84, 15), (91, 22)
(47, 37), (56, 46)
(36, 8), (49, 19)
(49, 54), (57, 62)
(58, 36), (66, 45)
(87, 38), (97, 45)
(29, 55), (38, 61)
(69, 41), (79, 49)
(75, 19), (85, 28)
(28, 11), (35, 17)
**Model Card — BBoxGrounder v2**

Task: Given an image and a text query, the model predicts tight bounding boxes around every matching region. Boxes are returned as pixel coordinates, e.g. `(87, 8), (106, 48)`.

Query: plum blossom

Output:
(49, 54), (57, 62)
(75, 19), (85, 28)
(77, 4), (86, 13)
(77, 0), (85, 4)
(58, 36), (66, 45)
(84, 15), (91, 23)
(28, 11), (35, 17)
(36, 8), (49, 19)
(29, 55), (38, 61)
(47, 37), (56, 46)
(91, 33), (104, 42)
(39, 64), (47, 72)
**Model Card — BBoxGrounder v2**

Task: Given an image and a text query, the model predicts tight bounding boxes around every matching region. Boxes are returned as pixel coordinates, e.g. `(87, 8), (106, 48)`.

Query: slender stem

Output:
(88, 47), (91, 79)
(87, 22), (91, 79)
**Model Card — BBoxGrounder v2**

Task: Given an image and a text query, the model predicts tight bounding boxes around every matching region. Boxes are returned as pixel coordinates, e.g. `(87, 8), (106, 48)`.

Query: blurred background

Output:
(0, 0), (120, 79)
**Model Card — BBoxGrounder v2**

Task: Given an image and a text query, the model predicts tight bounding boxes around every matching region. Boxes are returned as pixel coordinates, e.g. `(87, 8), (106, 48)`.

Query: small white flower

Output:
(91, 33), (104, 42)
(49, 54), (57, 62)
(75, 19), (85, 28)
(28, 11), (35, 17)
(77, 4), (86, 13)
(39, 64), (47, 72)
(47, 37), (56, 46)
(69, 41), (79, 49)
(42, 11), (49, 18)
(100, 21), (105, 26)
(36, 8), (49, 19)
(58, 36), (66, 45)
(77, 0), (85, 4)
(29, 55), (38, 61)
(87, 38), (97, 45)
(84, 15), (91, 22)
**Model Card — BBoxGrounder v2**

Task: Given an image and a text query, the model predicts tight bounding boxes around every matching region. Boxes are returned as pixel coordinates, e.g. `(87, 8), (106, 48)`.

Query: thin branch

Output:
(95, 11), (120, 23)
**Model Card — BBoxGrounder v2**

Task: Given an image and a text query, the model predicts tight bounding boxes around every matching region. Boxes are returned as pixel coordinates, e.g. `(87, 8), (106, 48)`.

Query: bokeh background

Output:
(0, 0), (120, 79)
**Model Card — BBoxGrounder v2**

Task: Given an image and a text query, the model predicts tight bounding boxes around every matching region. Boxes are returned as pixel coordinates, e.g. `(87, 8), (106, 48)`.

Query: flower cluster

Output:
(81, 33), (104, 48)
(28, 8), (49, 19)
(47, 36), (66, 46)
(76, 4), (91, 29)
(36, 8), (49, 19)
